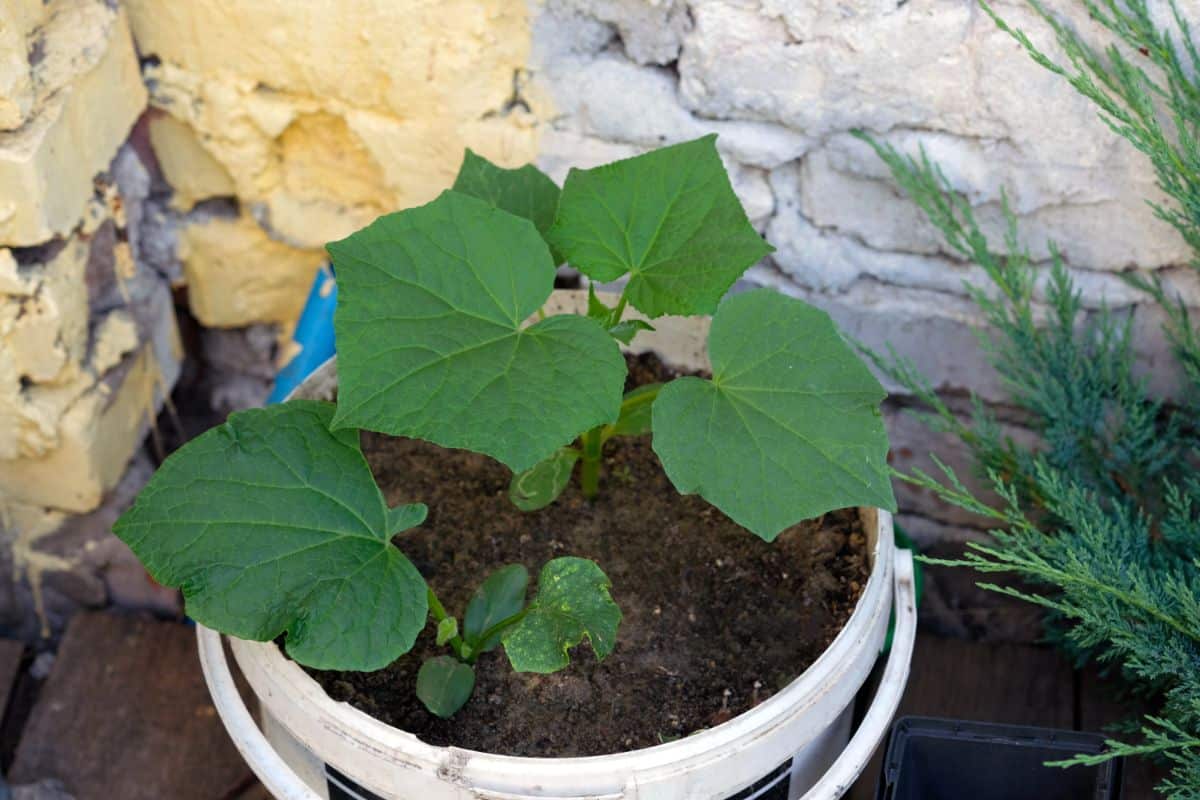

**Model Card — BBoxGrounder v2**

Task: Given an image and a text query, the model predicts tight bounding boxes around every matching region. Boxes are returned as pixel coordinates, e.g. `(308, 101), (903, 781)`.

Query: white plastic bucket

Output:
(196, 290), (919, 800)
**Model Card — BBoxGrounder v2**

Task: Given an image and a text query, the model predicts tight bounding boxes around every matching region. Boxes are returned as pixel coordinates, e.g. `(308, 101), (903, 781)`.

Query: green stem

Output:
(600, 384), (662, 443)
(465, 607), (531, 664)
(610, 289), (629, 323)
(579, 427), (604, 499)
(426, 587), (467, 660)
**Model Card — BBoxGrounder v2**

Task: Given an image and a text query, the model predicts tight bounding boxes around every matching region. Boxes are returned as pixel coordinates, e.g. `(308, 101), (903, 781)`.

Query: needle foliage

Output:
(858, 0), (1200, 794)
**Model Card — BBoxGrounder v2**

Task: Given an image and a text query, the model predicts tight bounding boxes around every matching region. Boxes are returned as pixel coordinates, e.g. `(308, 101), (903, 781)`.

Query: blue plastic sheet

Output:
(268, 264), (338, 404)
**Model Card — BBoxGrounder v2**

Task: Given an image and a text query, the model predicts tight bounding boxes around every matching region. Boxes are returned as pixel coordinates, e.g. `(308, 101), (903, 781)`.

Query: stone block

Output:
(146, 60), (543, 249)
(673, 0), (1191, 272)
(179, 211), (326, 328)
(0, 0), (120, 132)
(0, 213), (181, 512)
(0, 0), (44, 129)
(533, 49), (811, 170)
(0, 10), (145, 245)
(551, 0), (690, 65)
(0, 235), (90, 391)
(802, 133), (1186, 273)
(126, 0), (530, 122)
(0, 336), (174, 513)
(146, 113), (235, 211)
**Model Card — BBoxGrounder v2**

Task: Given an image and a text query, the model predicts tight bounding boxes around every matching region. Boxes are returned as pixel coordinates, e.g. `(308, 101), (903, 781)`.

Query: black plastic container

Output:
(876, 716), (1123, 800)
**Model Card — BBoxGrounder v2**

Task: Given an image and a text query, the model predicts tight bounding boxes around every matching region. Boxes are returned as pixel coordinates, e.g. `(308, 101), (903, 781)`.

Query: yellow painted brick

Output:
(148, 62), (543, 250)
(147, 112), (235, 211)
(0, 236), (90, 387)
(89, 311), (139, 376)
(0, 10), (145, 245)
(126, 0), (527, 122)
(0, 361), (86, 462)
(0, 302), (137, 465)
(1, 1), (119, 130)
(0, 206), (181, 469)
(1, 0), (120, 133)
(0, 344), (165, 513)
(180, 212), (326, 328)
(0, 249), (28, 294)
(0, 0), (46, 129)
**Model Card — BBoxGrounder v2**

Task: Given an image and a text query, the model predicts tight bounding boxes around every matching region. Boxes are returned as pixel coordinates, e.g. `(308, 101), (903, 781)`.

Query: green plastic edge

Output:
(881, 522), (924, 654)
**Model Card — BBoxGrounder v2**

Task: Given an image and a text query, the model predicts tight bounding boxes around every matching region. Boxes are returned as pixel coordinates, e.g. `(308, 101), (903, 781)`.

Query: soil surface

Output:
(303, 352), (870, 757)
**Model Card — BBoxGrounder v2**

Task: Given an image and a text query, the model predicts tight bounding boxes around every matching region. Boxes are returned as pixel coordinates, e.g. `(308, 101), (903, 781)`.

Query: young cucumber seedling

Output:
(114, 135), (895, 719)
(330, 136), (895, 530)
(420, 559), (618, 717)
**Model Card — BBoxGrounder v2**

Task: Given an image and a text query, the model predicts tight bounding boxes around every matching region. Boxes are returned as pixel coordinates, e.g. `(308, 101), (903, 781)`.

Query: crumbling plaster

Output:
(1, 0), (1197, 640)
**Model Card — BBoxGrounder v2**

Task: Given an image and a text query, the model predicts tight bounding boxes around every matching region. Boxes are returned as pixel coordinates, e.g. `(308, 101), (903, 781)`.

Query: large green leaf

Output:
(652, 290), (896, 541)
(502, 558), (621, 673)
(545, 135), (773, 318)
(328, 190), (626, 472)
(113, 400), (429, 671)
(451, 149), (563, 263)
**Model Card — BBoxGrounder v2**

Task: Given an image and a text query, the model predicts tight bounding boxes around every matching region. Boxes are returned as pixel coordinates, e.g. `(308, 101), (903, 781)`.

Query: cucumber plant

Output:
(113, 135), (895, 720)
(419, 559), (618, 717)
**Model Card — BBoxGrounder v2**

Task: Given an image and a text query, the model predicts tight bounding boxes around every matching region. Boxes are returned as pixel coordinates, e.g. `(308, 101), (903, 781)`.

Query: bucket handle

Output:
(198, 626), (323, 800)
(198, 549), (917, 800)
(798, 548), (917, 800)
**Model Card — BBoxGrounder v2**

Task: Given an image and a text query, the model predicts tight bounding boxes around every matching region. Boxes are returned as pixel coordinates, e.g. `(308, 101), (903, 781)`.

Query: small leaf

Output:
(502, 558), (621, 673)
(436, 617), (459, 646)
(112, 400), (429, 671)
(587, 284), (613, 323)
(652, 290), (897, 541)
(606, 383), (662, 439)
(417, 656), (476, 718)
(452, 149), (564, 263)
(387, 504), (428, 535)
(328, 191), (627, 472)
(464, 564), (529, 652)
(509, 448), (580, 511)
(585, 286), (655, 344)
(608, 319), (655, 345)
(546, 135), (773, 318)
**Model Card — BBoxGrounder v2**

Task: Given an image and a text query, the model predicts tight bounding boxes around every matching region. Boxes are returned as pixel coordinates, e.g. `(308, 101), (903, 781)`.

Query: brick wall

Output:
(0, 0), (1194, 640)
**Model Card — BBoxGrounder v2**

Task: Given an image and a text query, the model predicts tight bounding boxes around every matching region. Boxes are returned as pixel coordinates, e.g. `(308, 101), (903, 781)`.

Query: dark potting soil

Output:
(302, 352), (870, 757)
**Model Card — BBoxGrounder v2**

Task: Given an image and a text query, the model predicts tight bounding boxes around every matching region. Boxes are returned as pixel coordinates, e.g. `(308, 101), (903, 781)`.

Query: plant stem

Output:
(579, 427), (604, 499)
(426, 587), (467, 660)
(466, 607), (531, 664)
(600, 383), (662, 444)
(577, 283), (634, 498)
(610, 288), (629, 323)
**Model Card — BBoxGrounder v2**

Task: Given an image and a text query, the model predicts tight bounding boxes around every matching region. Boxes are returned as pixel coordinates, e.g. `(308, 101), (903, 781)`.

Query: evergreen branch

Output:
(856, 4), (1200, 794)
(979, 0), (1200, 263)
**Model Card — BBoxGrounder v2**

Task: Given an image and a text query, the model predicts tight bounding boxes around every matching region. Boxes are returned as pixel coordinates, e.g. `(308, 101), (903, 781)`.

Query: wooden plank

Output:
(0, 638), (25, 723)
(848, 632), (1075, 799)
(229, 781), (274, 800)
(10, 611), (254, 800)
(890, 634), (1075, 726)
(0, 638), (28, 771)
(1078, 666), (1170, 799)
